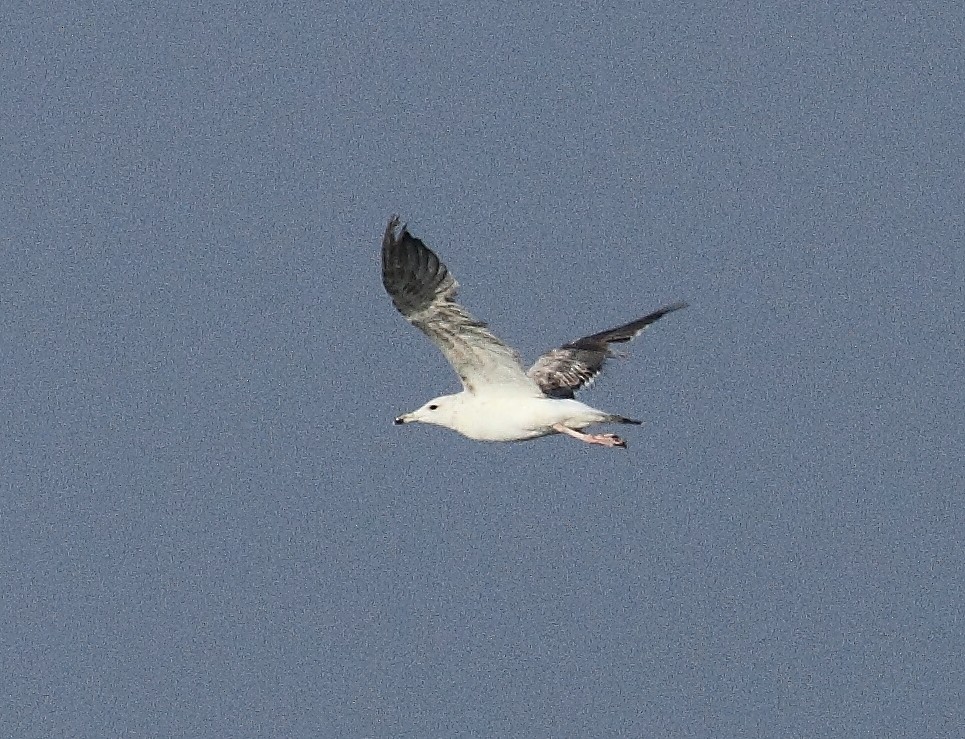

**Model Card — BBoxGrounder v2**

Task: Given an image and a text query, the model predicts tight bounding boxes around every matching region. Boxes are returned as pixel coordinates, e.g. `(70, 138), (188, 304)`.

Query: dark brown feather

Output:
(527, 302), (687, 398)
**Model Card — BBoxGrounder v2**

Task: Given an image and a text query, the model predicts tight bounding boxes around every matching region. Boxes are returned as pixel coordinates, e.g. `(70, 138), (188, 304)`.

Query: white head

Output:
(394, 394), (461, 430)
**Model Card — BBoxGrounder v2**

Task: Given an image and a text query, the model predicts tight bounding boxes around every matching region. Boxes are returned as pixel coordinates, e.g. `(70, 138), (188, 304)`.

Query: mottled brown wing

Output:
(526, 302), (687, 398)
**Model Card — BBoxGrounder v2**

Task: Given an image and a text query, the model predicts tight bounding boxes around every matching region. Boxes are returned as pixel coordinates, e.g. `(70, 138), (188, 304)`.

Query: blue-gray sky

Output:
(3, 1), (963, 737)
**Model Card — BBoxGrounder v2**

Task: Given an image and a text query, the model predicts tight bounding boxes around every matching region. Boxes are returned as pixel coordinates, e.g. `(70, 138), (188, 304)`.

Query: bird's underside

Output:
(381, 216), (686, 449)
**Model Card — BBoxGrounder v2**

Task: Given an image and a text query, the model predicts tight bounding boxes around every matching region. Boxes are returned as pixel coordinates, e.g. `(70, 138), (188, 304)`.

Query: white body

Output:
(397, 391), (617, 442)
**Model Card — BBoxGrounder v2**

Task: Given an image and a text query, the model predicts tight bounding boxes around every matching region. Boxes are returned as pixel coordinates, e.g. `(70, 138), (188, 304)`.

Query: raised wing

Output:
(381, 217), (540, 394)
(526, 302), (687, 398)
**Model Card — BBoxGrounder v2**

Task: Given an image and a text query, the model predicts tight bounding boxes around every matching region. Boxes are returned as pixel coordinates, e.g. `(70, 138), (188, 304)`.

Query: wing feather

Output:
(527, 302), (687, 398)
(381, 217), (539, 394)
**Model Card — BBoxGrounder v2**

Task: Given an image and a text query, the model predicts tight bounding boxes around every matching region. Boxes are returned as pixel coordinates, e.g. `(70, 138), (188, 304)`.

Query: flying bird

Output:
(381, 216), (686, 449)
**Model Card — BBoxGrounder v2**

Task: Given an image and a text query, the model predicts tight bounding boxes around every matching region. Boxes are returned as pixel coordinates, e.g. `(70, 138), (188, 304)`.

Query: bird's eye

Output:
(428, 404), (438, 410)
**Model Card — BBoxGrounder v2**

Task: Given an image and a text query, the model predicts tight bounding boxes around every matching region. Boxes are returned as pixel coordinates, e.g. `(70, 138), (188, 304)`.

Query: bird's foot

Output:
(587, 433), (627, 448)
(552, 424), (628, 449)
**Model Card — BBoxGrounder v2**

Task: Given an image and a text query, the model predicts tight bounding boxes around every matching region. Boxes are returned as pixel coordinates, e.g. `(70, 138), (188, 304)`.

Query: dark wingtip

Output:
(657, 300), (689, 316)
(384, 214), (404, 244)
(381, 217), (451, 316)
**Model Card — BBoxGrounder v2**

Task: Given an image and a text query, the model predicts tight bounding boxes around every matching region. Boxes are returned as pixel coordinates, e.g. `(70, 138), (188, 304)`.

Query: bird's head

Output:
(394, 394), (459, 428)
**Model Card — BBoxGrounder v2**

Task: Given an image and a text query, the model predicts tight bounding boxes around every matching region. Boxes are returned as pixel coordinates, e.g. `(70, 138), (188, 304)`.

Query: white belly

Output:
(450, 395), (609, 442)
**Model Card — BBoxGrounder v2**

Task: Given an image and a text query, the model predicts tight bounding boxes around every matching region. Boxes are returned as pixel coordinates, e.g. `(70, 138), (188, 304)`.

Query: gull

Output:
(382, 216), (686, 449)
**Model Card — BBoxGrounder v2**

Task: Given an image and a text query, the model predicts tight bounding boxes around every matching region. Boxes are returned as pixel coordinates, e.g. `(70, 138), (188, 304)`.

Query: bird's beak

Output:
(394, 413), (411, 425)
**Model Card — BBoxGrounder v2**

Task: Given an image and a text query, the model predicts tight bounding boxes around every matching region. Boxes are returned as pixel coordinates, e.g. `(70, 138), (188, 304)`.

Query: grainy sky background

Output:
(3, 1), (963, 737)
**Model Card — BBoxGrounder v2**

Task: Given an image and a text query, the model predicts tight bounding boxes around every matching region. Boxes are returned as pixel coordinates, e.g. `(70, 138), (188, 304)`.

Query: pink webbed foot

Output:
(552, 424), (629, 450)
(590, 433), (627, 448)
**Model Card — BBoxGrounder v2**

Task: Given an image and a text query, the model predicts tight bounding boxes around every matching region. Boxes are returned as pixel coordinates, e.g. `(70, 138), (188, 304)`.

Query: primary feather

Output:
(526, 303), (688, 398)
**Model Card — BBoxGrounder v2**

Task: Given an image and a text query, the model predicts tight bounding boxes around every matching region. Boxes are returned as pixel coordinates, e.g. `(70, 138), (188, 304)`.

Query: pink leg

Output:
(552, 423), (628, 449)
